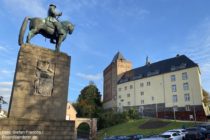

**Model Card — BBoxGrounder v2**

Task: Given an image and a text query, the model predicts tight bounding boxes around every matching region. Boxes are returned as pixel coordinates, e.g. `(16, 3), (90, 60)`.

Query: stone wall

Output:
(0, 118), (75, 140)
(8, 44), (71, 121)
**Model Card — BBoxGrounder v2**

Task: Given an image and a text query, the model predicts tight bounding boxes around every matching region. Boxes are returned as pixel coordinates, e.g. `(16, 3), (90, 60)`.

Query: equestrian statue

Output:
(18, 4), (74, 52)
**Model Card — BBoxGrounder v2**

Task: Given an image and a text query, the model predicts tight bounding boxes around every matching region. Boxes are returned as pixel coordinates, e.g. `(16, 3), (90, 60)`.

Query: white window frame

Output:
(141, 100), (144, 104)
(171, 85), (177, 92)
(183, 83), (189, 91)
(182, 72), (188, 80)
(173, 95), (178, 103)
(151, 96), (154, 101)
(140, 83), (144, 87)
(171, 75), (176, 82)
(185, 105), (191, 111)
(184, 93), (190, 101)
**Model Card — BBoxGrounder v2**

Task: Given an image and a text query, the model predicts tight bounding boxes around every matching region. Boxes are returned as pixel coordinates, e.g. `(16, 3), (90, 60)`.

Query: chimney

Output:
(146, 56), (151, 65)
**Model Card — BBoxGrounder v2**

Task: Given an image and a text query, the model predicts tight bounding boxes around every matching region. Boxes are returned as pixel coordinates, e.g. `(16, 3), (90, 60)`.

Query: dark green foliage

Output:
(126, 108), (140, 120)
(73, 83), (141, 130)
(98, 108), (141, 130)
(98, 111), (127, 129)
(74, 83), (102, 118)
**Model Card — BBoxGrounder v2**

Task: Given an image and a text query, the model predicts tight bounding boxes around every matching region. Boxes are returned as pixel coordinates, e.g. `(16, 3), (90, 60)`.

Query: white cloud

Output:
(179, 18), (210, 92)
(0, 82), (12, 87)
(0, 69), (12, 74)
(0, 43), (9, 52)
(0, 81), (12, 111)
(0, 46), (7, 51)
(0, 88), (11, 93)
(2, 0), (46, 17)
(76, 72), (102, 81)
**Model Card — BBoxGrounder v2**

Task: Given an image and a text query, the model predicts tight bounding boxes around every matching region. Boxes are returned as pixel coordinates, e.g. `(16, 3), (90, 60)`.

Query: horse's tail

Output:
(18, 17), (30, 46)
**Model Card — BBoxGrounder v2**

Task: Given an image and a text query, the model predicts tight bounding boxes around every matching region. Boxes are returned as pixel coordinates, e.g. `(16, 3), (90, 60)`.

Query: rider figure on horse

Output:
(47, 4), (64, 44)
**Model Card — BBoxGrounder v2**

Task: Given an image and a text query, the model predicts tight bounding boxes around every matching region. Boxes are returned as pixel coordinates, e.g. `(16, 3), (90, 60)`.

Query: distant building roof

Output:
(118, 55), (198, 84)
(112, 52), (126, 63)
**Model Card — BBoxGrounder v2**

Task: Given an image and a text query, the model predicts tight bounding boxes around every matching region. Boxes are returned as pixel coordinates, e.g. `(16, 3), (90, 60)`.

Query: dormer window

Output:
(147, 70), (160, 76)
(171, 63), (187, 71)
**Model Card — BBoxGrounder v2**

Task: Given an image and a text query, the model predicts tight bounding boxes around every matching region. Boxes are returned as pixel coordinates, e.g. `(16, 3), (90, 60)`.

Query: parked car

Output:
(167, 129), (187, 139)
(103, 135), (130, 140)
(207, 134), (210, 140)
(160, 132), (182, 140)
(104, 136), (118, 140)
(184, 127), (206, 140)
(140, 135), (165, 140)
(126, 134), (144, 140)
(197, 123), (210, 136)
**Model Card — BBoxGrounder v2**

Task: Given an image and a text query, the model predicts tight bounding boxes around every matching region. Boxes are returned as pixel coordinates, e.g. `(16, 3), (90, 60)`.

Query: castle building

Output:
(103, 53), (210, 121)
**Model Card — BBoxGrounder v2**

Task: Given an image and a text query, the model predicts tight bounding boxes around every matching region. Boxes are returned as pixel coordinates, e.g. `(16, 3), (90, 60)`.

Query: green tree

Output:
(75, 82), (102, 118)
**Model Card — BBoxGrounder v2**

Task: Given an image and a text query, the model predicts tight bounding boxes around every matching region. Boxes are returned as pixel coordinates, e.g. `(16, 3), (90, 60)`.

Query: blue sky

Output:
(0, 0), (210, 110)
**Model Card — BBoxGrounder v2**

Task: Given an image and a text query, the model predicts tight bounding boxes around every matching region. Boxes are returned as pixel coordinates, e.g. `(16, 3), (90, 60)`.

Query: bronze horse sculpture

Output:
(18, 17), (74, 52)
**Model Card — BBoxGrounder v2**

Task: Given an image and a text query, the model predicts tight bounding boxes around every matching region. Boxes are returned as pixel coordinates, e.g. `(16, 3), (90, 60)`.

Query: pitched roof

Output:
(112, 51), (126, 63)
(118, 55), (198, 84)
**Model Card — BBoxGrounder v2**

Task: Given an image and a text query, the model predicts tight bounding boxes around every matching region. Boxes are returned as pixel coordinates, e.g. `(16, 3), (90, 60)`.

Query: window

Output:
(130, 85), (133, 89)
(171, 75), (176, 82)
(184, 93), (190, 101)
(182, 72), (188, 80)
(185, 105), (191, 111)
(127, 101), (130, 105)
(147, 82), (151, 86)
(140, 83), (144, 87)
(151, 96), (154, 101)
(118, 88), (121, 91)
(124, 86), (127, 90)
(119, 95), (121, 99)
(173, 95), (178, 103)
(141, 100), (144, 104)
(140, 92), (144, 96)
(171, 85), (177, 92)
(183, 83), (189, 91)
(127, 93), (130, 97)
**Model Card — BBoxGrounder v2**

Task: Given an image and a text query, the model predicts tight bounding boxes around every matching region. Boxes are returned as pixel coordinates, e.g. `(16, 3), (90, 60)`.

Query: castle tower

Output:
(103, 52), (132, 110)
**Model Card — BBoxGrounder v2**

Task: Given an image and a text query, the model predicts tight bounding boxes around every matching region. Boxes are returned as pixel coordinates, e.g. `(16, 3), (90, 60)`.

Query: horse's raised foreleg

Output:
(26, 29), (38, 44)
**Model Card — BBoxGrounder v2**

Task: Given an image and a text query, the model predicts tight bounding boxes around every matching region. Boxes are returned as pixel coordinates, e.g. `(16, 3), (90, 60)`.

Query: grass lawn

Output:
(96, 118), (195, 140)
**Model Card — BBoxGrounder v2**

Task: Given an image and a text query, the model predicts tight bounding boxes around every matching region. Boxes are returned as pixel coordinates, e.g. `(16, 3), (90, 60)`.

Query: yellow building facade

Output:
(104, 53), (209, 121)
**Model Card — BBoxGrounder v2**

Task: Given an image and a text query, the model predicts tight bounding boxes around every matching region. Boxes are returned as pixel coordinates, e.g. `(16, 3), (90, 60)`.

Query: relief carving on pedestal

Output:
(34, 60), (55, 96)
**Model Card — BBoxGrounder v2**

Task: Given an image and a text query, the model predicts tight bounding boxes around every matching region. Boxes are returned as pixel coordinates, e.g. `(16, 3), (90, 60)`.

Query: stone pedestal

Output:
(0, 118), (75, 140)
(0, 44), (75, 140)
(9, 44), (70, 121)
